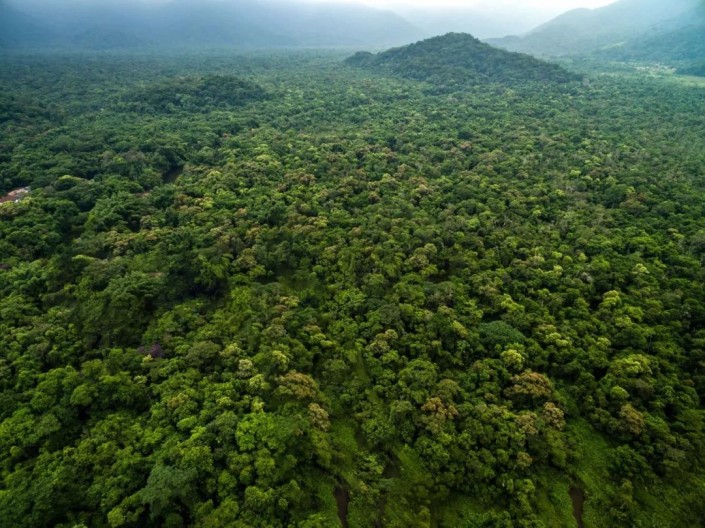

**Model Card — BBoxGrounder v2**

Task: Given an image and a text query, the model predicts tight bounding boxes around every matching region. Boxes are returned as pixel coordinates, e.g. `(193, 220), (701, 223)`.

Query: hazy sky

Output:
(11, 0), (619, 15)
(14, 0), (618, 8)
(303, 0), (617, 9)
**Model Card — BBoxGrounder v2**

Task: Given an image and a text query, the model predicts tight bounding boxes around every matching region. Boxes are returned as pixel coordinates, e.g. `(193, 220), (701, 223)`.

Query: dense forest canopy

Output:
(679, 63), (705, 77)
(1, 17), (705, 528)
(120, 75), (269, 114)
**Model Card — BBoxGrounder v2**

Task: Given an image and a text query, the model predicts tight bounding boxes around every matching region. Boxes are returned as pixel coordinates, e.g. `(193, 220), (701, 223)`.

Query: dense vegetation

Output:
(346, 34), (580, 89)
(1, 45), (705, 528)
(120, 75), (269, 114)
(679, 63), (705, 77)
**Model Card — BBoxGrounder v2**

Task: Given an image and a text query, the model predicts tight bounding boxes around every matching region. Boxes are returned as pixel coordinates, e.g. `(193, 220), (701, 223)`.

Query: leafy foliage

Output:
(121, 75), (269, 114)
(1, 48), (705, 528)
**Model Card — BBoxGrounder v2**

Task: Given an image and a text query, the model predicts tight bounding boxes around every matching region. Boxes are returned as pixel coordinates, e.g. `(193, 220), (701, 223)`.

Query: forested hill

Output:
(346, 33), (581, 88)
(487, 0), (702, 63)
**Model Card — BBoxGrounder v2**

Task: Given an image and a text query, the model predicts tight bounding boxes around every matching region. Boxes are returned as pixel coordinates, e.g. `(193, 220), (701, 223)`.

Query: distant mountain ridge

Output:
(395, 5), (559, 40)
(487, 0), (704, 67)
(0, 0), (56, 48)
(346, 33), (581, 90)
(2, 0), (425, 50)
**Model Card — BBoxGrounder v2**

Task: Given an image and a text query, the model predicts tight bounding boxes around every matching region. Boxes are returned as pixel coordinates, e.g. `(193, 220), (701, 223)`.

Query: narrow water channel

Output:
(569, 486), (585, 528)
(334, 487), (350, 528)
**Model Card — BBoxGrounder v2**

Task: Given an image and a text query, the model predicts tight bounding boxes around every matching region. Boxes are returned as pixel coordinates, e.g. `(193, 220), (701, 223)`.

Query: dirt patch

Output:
(334, 487), (350, 528)
(0, 187), (30, 204)
(570, 486), (585, 528)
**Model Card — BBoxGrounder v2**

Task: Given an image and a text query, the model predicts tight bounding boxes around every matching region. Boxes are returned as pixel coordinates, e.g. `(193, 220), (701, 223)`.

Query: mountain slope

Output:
(346, 33), (581, 89)
(597, 4), (705, 65)
(488, 0), (700, 58)
(0, 0), (55, 48)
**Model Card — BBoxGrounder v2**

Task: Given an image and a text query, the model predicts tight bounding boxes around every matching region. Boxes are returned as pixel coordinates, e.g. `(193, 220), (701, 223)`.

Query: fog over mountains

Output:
(1, 0), (425, 50)
(1, 0), (704, 71)
(0, 0), (596, 51)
